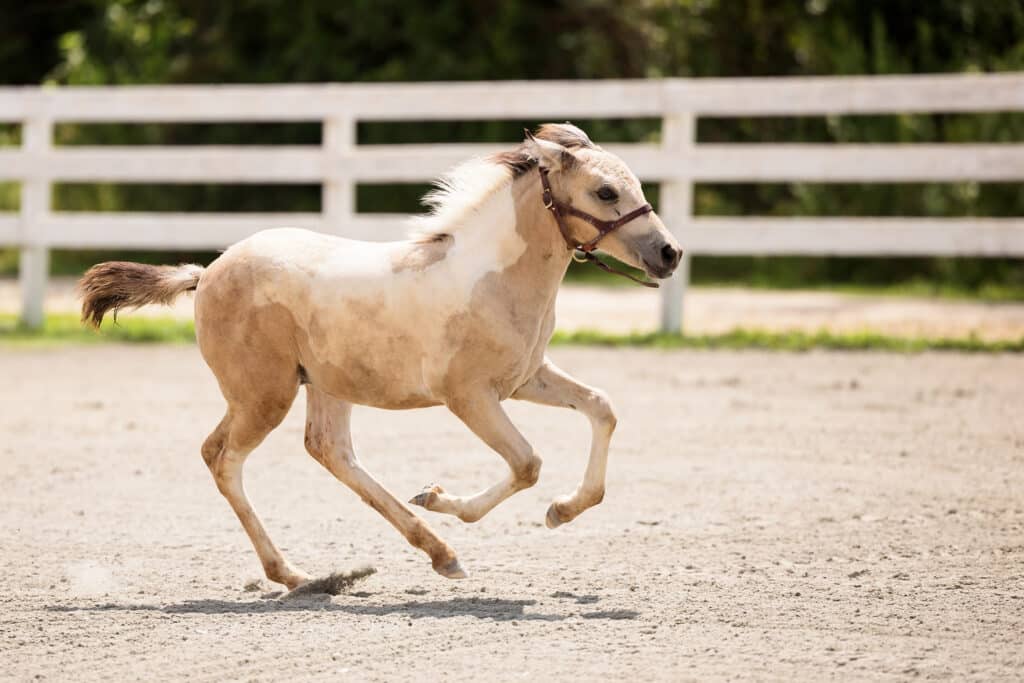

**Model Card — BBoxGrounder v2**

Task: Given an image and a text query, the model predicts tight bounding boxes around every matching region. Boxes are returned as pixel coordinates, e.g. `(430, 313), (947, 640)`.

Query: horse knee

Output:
(513, 453), (542, 490)
(587, 389), (617, 431)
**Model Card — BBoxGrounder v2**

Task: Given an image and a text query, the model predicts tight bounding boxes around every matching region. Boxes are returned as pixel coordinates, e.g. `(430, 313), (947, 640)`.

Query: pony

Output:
(78, 123), (683, 588)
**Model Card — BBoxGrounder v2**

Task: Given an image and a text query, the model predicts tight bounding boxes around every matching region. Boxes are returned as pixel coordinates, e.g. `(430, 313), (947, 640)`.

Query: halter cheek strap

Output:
(539, 167), (659, 288)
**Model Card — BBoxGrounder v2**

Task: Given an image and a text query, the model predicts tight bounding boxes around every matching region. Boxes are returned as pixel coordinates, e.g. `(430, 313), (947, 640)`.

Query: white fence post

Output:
(659, 112), (695, 334)
(19, 117), (52, 330)
(322, 116), (356, 231)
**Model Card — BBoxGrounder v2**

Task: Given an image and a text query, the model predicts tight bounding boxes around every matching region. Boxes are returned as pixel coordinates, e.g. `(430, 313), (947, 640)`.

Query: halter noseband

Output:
(538, 167), (659, 288)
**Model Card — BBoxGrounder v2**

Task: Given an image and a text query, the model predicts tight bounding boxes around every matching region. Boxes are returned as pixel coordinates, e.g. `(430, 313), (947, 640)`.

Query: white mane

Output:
(408, 157), (514, 241)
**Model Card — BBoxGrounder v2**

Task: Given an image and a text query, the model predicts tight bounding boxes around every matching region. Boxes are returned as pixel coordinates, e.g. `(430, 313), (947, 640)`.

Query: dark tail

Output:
(78, 261), (204, 328)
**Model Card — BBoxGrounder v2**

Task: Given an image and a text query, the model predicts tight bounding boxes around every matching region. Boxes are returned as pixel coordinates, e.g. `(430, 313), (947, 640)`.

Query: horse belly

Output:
(299, 337), (442, 410)
(295, 293), (450, 409)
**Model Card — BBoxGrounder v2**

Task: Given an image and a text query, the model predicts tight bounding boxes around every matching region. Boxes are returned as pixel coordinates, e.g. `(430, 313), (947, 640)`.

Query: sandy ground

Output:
(1, 345), (1022, 681)
(4, 276), (1024, 340)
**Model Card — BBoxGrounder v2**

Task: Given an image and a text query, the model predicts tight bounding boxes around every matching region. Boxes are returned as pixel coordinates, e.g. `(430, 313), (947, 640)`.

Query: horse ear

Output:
(523, 128), (576, 172)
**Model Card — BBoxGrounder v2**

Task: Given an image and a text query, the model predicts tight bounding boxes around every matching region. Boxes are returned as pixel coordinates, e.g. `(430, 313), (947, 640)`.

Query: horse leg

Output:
(409, 389), (542, 523)
(509, 359), (616, 528)
(303, 385), (466, 579)
(202, 406), (311, 589)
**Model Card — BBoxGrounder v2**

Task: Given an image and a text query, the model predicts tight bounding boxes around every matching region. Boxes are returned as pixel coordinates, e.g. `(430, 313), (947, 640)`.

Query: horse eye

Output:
(596, 186), (618, 202)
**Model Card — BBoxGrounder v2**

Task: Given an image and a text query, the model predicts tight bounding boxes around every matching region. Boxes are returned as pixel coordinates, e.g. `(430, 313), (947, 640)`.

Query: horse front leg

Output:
(510, 358), (616, 528)
(409, 389), (542, 523)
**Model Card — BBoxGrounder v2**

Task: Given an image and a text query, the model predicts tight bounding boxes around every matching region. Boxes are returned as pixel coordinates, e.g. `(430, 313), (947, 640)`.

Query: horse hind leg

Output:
(302, 385), (466, 579)
(202, 406), (311, 590)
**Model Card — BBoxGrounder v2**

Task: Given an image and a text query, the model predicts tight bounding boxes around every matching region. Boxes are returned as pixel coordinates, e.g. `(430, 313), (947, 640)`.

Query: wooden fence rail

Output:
(1, 74), (1022, 330)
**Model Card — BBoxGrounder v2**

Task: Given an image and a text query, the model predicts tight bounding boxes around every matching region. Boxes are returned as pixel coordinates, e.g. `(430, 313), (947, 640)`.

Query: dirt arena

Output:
(1, 344), (1022, 681)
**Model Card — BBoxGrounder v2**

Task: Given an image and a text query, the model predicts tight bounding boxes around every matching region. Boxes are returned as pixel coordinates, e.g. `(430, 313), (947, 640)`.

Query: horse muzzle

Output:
(641, 240), (683, 280)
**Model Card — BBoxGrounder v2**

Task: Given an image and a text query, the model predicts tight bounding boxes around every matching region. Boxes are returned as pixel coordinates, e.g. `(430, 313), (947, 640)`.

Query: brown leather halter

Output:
(539, 167), (659, 288)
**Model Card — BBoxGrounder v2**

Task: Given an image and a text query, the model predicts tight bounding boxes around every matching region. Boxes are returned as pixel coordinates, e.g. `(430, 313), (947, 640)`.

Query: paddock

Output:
(2, 344), (1021, 680)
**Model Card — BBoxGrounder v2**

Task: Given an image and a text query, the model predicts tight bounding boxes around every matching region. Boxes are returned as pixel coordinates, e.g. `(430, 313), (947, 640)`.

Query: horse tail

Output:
(78, 261), (204, 328)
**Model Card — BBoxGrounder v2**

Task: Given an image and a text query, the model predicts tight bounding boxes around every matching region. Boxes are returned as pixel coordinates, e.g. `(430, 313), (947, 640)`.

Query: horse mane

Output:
(408, 123), (596, 243)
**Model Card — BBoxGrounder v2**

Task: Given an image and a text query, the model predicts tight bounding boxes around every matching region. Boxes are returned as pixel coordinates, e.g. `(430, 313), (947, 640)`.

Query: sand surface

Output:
(1, 345), (1022, 681)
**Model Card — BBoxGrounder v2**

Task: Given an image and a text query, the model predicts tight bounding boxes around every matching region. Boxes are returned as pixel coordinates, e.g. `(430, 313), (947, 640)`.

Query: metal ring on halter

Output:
(572, 250), (589, 264)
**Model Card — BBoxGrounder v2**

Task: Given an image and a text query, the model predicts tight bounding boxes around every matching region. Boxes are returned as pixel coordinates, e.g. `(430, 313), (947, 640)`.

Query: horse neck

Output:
(436, 170), (572, 318)
(503, 172), (574, 308)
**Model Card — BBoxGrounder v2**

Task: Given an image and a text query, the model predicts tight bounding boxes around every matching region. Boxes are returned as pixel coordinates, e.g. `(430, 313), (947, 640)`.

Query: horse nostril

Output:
(661, 243), (680, 268)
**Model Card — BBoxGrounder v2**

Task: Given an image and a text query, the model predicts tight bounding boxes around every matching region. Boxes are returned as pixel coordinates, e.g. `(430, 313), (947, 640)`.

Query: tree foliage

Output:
(1, 0), (1022, 290)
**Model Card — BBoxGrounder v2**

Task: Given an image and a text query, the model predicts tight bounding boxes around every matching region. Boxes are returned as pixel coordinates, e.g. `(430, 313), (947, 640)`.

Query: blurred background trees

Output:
(1, 0), (1022, 295)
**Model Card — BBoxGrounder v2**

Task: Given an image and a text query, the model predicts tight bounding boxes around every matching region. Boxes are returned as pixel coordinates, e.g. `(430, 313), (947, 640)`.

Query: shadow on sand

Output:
(46, 596), (639, 622)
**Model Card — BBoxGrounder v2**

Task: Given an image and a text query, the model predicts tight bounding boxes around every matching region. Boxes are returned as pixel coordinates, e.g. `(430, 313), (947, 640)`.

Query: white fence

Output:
(2, 74), (1024, 330)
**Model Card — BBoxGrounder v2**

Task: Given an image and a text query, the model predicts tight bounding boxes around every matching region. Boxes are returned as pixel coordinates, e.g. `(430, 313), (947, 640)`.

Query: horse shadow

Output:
(46, 595), (639, 622)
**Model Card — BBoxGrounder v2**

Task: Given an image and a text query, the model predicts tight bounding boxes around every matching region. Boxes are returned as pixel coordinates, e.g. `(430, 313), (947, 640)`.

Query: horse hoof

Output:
(545, 502), (567, 529)
(279, 570), (314, 591)
(435, 558), (468, 580)
(409, 483), (445, 508)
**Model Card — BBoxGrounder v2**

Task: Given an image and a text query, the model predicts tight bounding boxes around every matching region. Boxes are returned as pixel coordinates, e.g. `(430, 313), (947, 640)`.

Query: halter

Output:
(538, 167), (659, 288)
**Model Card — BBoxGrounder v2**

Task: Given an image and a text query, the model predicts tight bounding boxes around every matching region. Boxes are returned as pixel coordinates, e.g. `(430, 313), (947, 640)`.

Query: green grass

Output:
(2, 312), (1021, 352)
(551, 329), (1024, 353)
(695, 279), (1024, 303)
(564, 264), (1024, 302)
(0, 312), (196, 346)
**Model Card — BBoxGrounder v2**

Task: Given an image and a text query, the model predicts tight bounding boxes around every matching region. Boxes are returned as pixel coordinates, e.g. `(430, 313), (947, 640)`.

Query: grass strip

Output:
(2, 313), (1020, 352)
(552, 328), (1023, 352)
(0, 313), (196, 345)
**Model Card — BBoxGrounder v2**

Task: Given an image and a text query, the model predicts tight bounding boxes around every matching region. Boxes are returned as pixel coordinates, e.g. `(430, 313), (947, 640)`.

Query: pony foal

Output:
(78, 124), (683, 588)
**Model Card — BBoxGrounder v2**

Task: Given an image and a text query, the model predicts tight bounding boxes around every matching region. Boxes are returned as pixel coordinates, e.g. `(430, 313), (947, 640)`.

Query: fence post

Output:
(19, 117), (52, 330)
(658, 112), (695, 334)
(322, 116), (356, 232)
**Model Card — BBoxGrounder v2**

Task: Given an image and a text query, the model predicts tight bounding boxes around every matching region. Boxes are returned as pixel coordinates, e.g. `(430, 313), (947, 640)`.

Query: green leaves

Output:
(3, 1), (1022, 294)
